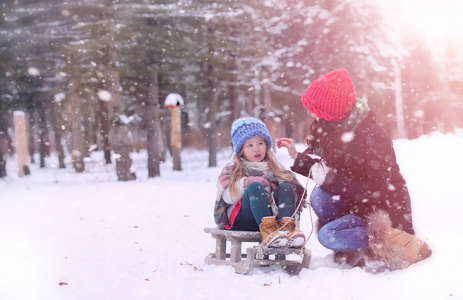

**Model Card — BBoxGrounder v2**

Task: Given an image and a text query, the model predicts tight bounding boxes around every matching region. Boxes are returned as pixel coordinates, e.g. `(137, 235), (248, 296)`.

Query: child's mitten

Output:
(246, 176), (270, 187)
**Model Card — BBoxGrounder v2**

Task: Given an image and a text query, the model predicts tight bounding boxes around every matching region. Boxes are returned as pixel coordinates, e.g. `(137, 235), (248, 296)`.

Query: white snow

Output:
(165, 93), (184, 107)
(1, 131), (462, 299)
(13, 111), (25, 117)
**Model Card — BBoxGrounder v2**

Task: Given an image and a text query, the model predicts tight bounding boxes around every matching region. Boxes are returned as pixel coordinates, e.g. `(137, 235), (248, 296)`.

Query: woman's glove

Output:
(311, 161), (331, 185)
(245, 176), (270, 188)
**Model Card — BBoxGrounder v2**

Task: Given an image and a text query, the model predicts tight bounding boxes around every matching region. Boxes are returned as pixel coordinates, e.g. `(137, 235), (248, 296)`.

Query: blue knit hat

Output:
(231, 117), (272, 153)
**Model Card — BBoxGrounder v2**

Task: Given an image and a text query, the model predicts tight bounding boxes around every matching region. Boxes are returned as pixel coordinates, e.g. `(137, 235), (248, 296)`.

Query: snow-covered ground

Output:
(1, 131), (462, 300)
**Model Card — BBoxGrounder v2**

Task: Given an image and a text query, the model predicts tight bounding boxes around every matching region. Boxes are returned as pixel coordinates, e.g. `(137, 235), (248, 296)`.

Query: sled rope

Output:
(279, 166), (316, 247)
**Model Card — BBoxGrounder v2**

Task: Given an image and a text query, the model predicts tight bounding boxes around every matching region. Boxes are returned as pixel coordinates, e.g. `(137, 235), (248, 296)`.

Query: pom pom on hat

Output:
(231, 118), (272, 153)
(301, 69), (356, 122)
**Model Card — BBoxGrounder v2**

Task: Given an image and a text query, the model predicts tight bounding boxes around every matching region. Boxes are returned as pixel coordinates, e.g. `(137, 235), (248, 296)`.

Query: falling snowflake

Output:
(341, 132), (354, 143)
(414, 109), (424, 118)
(54, 93), (66, 103)
(98, 90), (112, 102)
(27, 67), (40, 76)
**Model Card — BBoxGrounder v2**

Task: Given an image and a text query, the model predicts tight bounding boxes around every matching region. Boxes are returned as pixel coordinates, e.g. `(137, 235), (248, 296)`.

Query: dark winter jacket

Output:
(291, 111), (415, 234)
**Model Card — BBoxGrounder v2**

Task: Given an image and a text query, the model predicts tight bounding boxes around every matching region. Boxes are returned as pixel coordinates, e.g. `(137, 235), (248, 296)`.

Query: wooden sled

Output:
(204, 227), (311, 275)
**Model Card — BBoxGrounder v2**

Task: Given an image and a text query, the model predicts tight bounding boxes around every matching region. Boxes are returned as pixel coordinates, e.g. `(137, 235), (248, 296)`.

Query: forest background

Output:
(1, 0), (462, 180)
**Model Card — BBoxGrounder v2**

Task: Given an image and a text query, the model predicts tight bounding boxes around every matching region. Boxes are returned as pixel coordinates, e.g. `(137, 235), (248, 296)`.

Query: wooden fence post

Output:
(14, 111), (30, 177)
(165, 93), (184, 171)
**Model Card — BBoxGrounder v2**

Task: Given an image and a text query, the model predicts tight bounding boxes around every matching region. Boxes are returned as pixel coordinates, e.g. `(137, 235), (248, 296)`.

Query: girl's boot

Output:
(260, 216), (287, 248)
(280, 217), (306, 248)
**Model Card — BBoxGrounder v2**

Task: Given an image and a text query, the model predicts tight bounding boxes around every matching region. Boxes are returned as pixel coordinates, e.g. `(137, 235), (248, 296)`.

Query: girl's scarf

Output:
(242, 160), (270, 173)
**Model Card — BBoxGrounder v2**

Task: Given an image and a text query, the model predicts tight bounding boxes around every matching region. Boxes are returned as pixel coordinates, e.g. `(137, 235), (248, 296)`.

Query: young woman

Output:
(277, 69), (431, 270)
(215, 117), (306, 248)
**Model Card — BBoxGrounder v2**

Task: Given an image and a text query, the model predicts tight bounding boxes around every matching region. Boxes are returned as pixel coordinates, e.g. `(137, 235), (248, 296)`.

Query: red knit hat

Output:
(301, 69), (356, 122)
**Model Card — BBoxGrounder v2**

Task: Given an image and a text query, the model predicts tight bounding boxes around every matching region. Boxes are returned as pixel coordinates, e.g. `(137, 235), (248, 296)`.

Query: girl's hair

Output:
(304, 118), (343, 165)
(228, 146), (294, 198)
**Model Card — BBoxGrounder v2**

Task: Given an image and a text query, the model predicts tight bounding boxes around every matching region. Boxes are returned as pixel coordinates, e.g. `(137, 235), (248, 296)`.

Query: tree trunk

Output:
(70, 93), (85, 173)
(0, 111), (7, 177)
(37, 101), (47, 168)
(145, 65), (163, 177)
(49, 99), (66, 168)
(207, 63), (217, 167)
(261, 71), (275, 147)
(392, 59), (407, 139)
(252, 70), (262, 118)
(27, 110), (35, 164)
(69, 56), (85, 173)
(98, 97), (111, 164)
(170, 106), (182, 171)
(0, 146), (5, 177)
(82, 97), (93, 157)
(113, 118), (135, 181)
(14, 111), (30, 176)
(99, 32), (135, 180)
(229, 84), (240, 121)
(107, 67), (135, 181)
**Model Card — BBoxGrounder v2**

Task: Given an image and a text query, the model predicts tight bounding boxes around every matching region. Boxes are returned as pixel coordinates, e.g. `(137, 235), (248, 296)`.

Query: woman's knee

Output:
(310, 187), (350, 223)
(317, 215), (369, 251)
(310, 186), (330, 206)
(310, 187), (334, 221)
(317, 225), (335, 249)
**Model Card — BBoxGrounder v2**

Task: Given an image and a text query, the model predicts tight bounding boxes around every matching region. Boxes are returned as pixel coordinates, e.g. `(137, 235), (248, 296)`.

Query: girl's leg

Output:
(310, 186), (350, 224)
(233, 182), (271, 231)
(318, 214), (369, 251)
(273, 183), (296, 221)
(274, 183), (306, 248)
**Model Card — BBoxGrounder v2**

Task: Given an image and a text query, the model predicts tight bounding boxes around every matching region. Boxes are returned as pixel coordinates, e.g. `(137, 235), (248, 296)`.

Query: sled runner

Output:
(204, 227), (311, 275)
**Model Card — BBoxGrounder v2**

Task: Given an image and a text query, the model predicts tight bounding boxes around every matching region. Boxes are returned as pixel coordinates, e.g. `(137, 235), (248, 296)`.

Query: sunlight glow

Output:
(395, 0), (463, 40)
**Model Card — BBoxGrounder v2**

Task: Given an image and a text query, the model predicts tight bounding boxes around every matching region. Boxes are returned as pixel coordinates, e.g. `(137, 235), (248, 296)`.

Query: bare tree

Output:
(49, 98), (65, 168)
(104, 59), (136, 181)
(0, 111), (7, 177)
(145, 65), (164, 177)
(98, 94), (111, 165)
(69, 55), (85, 173)
(207, 63), (217, 168)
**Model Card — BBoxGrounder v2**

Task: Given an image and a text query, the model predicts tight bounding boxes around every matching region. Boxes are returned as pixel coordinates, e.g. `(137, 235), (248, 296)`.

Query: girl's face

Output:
(242, 136), (267, 162)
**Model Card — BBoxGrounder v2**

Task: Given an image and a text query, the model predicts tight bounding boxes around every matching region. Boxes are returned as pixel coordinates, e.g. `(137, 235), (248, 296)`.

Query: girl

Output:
(215, 117), (306, 248)
(277, 69), (431, 270)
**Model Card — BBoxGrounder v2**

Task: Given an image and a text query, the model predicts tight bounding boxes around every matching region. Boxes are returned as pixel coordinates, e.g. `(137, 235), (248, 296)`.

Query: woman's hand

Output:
(276, 137), (298, 160)
(245, 176), (270, 188)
